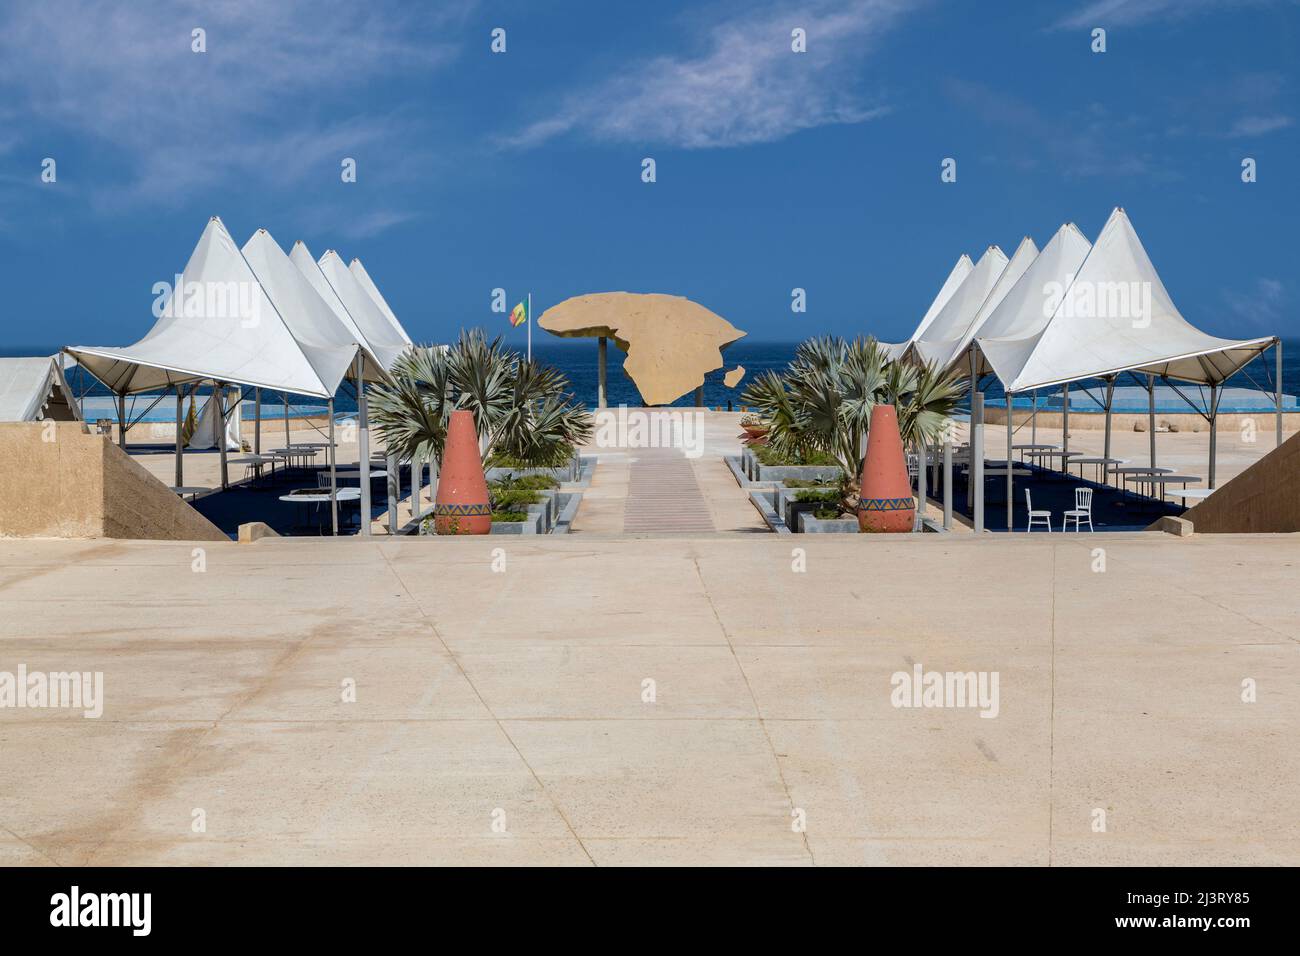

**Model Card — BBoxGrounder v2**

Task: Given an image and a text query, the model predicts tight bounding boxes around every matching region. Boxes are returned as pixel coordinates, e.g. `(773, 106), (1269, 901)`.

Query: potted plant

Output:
(739, 412), (770, 443)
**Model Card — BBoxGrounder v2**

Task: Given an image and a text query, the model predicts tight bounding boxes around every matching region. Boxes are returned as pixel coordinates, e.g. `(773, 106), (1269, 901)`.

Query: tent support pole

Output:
(217, 383), (229, 490)
(117, 392), (127, 450)
(329, 398), (338, 535)
(356, 355), (372, 537)
(174, 386), (184, 487)
(971, 391), (984, 533)
(597, 337), (608, 409)
(1102, 376), (1116, 484)
(1277, 338), (1284, 449)
(254, 387), (262, 455)
(1006, 391), (1014, 531)
(1031, 389), (1037, 444)
(942, 439), (952, 530)
(1208, 384), (1219, 490)
(284, 392), (291, 449)
(1147, 373), (1156, 468)
(1061, 382), (1070, 461)
(915, 441), (927, 533)
(387, 452), (399, 534)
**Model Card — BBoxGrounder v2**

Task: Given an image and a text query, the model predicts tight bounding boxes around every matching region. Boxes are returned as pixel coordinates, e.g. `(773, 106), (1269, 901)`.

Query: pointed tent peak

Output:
(915, 236), (1042, 371)
(905, 252), (979, 344)
(348, 257), (413, 346)
(999, 207), (1268, 392)
(67, 217), (338, 397)
(913, 243), (1012, 349)
(240, 229), (359, 395)
(312, 248), (411, 372)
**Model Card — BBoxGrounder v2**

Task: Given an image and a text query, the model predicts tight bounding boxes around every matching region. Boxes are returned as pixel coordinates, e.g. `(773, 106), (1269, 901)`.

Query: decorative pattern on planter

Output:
(434, 409), (492, 534)
(857, 404), (915, 533)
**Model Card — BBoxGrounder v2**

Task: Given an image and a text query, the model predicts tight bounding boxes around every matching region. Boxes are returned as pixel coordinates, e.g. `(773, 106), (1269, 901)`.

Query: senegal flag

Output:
(509, 299), (528, 327)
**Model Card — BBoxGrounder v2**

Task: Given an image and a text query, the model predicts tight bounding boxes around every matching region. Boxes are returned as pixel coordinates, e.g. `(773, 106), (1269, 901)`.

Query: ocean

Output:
(7, 340), (1299, 421)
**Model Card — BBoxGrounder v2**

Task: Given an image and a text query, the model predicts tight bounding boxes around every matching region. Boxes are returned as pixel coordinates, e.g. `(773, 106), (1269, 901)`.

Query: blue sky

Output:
(1, 0), (1297, 348)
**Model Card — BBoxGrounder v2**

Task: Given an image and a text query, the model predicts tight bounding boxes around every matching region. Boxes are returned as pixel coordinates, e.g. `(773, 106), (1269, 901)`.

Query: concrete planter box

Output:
(774, 486), (840, 529)
(797, 513), (860, 534)
(488, 509), (546, 534)
(750, 457), (843, 484)
(486, 452), (582, 485)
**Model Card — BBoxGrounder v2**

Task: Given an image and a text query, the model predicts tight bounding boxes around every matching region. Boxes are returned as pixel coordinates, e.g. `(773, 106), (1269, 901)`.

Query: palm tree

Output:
(741, 335), (964, 511)
(368, 329), (593, 470)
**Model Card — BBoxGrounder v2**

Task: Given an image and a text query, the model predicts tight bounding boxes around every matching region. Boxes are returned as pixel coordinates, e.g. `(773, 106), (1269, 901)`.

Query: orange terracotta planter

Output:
(857, 404), (915, 533)
(434, 409), (492, 535)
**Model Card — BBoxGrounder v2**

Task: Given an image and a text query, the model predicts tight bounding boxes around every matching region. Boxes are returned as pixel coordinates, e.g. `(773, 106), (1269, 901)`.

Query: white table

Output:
(1165, 488), (1215, 502)
(270, 447), (319, 470)
(1034, 450), (1085, 472)
(1012, 443), (1059, 463)
(318, 470), (388, 487)
(228, 454), (280, 484)
(279, 487), (362, 532)
(1070, 456), (1129, 483)
(1141, 474), (1202, 503)
(169, 485), (210, 501)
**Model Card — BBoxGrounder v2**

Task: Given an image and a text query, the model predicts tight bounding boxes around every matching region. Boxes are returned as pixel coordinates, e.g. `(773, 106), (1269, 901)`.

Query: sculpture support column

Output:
(597, 336), (608, 409)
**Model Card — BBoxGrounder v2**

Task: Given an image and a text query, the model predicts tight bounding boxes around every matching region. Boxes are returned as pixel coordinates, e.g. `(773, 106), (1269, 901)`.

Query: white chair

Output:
(1026, 489), (1052, 532)
(1062, 487), (1094, 532)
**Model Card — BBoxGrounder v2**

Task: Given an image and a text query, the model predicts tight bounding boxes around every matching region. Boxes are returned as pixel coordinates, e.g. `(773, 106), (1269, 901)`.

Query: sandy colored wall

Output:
(984, 407), (1298, 433)
(1180, 431), (1300, 533)
(0, 422), (225, 541)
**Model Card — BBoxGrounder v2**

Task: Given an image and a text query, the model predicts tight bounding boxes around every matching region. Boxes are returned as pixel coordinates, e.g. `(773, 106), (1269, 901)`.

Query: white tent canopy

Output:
(68, 218), (340, 398)
(349, 257), (413, 346)
(241, 228), (359, 395)
(0, 356), (80, 422)
(973, 223), (1092, 383)
(880, 253), (973, 360)
(907, 245), (1008, 366)
(914, 238), (1037, 372)
(986, 208), (1272, 393)
(309, 248), (410, 375)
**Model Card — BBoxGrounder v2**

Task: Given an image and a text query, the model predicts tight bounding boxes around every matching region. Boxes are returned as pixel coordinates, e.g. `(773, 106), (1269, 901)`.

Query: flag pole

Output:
(527, 292), (532, 361)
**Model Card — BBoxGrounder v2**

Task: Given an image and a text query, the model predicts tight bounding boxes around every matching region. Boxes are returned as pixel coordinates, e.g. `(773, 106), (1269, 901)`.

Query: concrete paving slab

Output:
(0, 534), (1295, 865)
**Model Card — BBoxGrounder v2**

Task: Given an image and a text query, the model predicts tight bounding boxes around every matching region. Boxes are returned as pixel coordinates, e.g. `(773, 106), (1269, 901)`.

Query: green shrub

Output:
(491, 511), (529, 523)
(754, 444), (838, 467)
(793, 489), (839, 504)
(491, 489), (543, 509)
(813, 506), (845, 520)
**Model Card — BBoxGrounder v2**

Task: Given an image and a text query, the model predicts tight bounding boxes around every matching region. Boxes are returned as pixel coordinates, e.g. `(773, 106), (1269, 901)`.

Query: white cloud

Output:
(505, 0), (915, 150)
(1225, 114), (1294, 136)
(1053, 0), (1286, 30)
(1221, 278), (1286, 329)
(0, 0), (474, 229)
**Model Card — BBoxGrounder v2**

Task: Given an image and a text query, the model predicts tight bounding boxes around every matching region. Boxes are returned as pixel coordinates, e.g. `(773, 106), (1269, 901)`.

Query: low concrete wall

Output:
(0, 422), (225, 541)
(985, 407), (1299, 432)
(1180, 431), (1300, 533)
